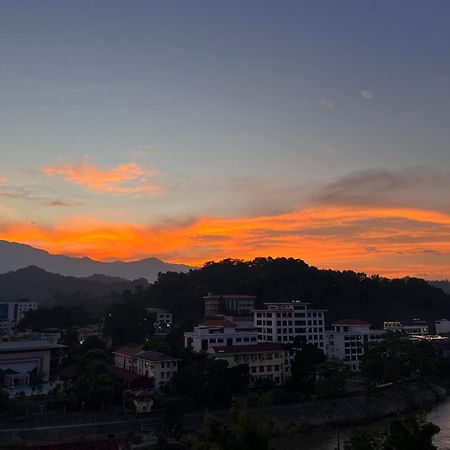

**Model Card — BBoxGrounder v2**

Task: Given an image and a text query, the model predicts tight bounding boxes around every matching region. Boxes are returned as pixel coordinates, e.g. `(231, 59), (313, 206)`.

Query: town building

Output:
(254, 301), (327, 350)
(146, 308), (173, 335)
(436, 319), (450, 335)
(203, 293), (256, 317)
(0, 300), (38, 325)
(325, 319), (385, 370)
(401, 319), (429, 335)
(184, 319), (257, 352)
(383, 319), (429, 336)
(383, 321), (403, 333)
(113, 347), (179, 390)
(208, 343), (287, 386)
(0, 339), (65, 389)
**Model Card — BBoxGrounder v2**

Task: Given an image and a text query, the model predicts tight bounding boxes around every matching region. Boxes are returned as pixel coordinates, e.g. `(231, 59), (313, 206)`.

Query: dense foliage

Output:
(344, 417), (440, 450)
(124, 258), (450, 328)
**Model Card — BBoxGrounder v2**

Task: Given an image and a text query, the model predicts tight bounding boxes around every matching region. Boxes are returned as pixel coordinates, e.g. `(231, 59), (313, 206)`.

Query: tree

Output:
(287, 336), (327, 394)
(183, 396), (275, 450)
(344, 417), (440, 450)
(169, 358), (249, 407)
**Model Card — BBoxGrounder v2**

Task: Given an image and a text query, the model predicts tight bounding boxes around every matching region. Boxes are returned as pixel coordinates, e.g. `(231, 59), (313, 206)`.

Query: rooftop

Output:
(333, 319), (371, 326)
(210, 343), (284, 354)
(199, 319), (236, 328)
(0, 340), (65, 353)
(203, 294), (256, 299)
(113, 346), (142, 357)
(137, 350), (180, 362)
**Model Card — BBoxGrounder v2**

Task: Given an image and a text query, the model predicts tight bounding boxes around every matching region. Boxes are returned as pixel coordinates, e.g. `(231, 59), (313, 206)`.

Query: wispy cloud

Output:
(0, 184), (82, 207)
(41, 157), (162, 195)
(360, 89), (374, 99)
(310, 167), (450, 213)
(318, 99), (335, 109)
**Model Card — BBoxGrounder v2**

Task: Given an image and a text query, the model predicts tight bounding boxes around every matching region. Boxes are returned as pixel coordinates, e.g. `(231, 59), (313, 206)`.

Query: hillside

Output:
(429, 280), (450, 294)
(0, 240), (192, 281)
(0, 265), (148, 303)
(136, 258), (450, 328)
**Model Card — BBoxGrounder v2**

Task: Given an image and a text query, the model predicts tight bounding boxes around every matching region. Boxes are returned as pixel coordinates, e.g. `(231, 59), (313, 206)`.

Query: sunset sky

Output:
(1, 1), (450, 279)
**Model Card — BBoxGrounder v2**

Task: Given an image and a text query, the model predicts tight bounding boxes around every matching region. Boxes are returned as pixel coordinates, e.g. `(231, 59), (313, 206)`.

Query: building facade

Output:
(0, 340), (65, 389)
(184, 319), (258, 352)
(203, 293), (256, 317)
(436, 319), (450, 335)
(208, 343), (287, 386)
(254, 301), (327, 350)
(0, 300), (38, 325)
(146, 308), (173, 335)
(325, 319), (385, 370)
(113, 347), (179, 390)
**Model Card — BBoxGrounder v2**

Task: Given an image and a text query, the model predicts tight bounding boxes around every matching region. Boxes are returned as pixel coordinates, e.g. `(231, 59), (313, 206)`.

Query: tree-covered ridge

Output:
(139, 258), (450, 327)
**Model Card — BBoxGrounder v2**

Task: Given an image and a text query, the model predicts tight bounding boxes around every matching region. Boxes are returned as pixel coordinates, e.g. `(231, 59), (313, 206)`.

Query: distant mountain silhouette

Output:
(0, 265), (149, 302)
(0, 240), (192, 281)
(429, 280), (450, 294)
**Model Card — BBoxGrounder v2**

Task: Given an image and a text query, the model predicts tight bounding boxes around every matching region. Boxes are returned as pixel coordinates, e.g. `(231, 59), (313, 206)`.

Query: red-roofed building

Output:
(325, 319), (385, 370)
(208, 343), (287, 386)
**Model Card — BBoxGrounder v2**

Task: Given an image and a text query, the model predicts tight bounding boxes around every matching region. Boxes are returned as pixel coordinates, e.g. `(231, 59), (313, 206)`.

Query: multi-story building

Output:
(0, 340), (65, 390)
(146, 308), (173, 335)
(208, 343), (287, 386)
(254, 301), (327, 350)
(401, 319), (429, 335)
(384, 319), (429, 336)
(204, 293), (256, 317)
(383, 321), (403, 333)
(0, 300), (38, 325)
(184, 319), (258, 352)
(113, 347), (179, 390)
(436, 319), (450, 335)
(325, 319), (385, 370)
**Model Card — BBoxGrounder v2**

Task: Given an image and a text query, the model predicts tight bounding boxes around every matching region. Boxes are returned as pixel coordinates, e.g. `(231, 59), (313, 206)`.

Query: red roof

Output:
(333, 319), (370, 326)
(199, 319), (236, 327)
(113, 346), (141, 357)
(110, 366), (144, 382)
(210, 343), (284, 354)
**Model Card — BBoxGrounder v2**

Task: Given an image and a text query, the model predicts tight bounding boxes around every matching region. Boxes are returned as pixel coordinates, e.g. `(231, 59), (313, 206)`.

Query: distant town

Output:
(2, 263), (450, 449)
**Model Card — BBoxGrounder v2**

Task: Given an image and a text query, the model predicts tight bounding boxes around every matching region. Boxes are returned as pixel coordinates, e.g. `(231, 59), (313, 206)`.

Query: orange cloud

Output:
(2, 206), (450, 279)
(41, 158), (161, 194)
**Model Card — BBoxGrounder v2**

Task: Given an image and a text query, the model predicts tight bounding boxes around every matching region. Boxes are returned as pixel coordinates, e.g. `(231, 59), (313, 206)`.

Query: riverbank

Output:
(267, 380), (447, 431)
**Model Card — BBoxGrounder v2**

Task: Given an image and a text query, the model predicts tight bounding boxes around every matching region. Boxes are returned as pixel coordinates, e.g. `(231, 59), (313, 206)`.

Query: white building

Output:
(146, 308), (173, 335)
(0, 300), (38, 325)
(184, 319), (258, 352)
(383, 321), (403, 333)
(208, 343), (287, 386)
(325, 320), (385, 370)
(204, 293), (256, 317)
(401, 320), (429, 335)
(113, 347), (179, 390)
(436, 319), (450, 335)
(254, 301), (327, 350)
(0, 340), (65, 389)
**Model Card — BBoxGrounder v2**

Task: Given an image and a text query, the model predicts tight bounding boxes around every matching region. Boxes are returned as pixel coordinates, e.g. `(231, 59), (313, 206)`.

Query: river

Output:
(274, 399), (450, 449)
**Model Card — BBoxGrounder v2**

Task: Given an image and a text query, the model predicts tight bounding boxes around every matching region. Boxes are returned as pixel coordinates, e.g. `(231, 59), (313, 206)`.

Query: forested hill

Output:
(0, 266), (148, 302)
(137, 258), (450, 328)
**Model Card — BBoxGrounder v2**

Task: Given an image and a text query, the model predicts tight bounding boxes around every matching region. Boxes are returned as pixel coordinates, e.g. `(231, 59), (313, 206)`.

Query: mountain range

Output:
(0, 240), (192, 282)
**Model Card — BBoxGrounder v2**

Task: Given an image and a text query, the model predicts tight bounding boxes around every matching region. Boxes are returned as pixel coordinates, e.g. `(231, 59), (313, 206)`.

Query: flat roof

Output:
(0, 340), (65, 353)
(210, 343), (284, 354)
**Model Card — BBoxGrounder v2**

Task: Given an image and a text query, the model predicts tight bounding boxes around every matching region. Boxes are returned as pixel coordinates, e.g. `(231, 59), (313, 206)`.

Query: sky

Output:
(1, 0), (450, 279)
